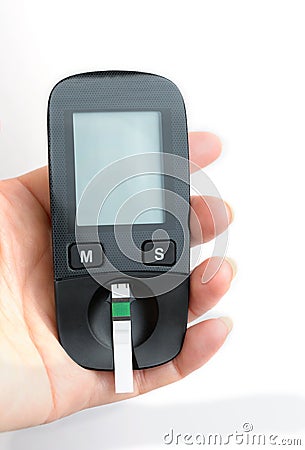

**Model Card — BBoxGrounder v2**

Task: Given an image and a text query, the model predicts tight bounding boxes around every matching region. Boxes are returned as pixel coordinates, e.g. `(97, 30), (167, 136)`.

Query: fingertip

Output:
(200, 257), (234, 292)
(176, 318), (230, 377)
(224, 257), (237, 279)
(189, 132), (222, 172)
(218, 316), (234, 334)
(224, 200), (234, 224)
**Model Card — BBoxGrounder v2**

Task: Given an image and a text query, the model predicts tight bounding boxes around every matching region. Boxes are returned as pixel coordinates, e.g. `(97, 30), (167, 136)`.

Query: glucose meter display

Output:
(73, 111), (165, 226)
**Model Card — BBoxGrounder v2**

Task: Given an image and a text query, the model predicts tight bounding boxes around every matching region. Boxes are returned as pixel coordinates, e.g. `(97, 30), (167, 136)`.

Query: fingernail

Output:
(219, 316), (233, 334)
(224, 201), (234, 223)
(225, 256), (238, 279)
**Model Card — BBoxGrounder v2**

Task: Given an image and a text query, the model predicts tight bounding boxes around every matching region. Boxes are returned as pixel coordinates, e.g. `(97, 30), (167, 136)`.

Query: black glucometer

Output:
(48, 71), (190, 392)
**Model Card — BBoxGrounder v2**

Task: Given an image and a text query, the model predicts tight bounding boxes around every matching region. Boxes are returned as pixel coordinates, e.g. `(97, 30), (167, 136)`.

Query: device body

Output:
(48, 71), (190, 370)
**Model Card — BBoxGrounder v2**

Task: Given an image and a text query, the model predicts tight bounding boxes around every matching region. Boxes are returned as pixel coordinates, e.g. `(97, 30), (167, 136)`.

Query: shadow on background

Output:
(4, 394), (305, 450)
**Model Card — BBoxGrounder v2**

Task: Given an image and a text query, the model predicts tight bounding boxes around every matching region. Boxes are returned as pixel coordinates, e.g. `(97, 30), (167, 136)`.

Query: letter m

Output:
(80, 250), (93, 264)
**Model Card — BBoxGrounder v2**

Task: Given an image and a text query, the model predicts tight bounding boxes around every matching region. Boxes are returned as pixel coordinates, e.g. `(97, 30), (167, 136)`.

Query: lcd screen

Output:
(73, 111), (164, 226)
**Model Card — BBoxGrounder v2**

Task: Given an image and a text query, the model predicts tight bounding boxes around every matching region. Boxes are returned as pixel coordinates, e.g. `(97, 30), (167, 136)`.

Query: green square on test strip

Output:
(112, 302), (131, 317)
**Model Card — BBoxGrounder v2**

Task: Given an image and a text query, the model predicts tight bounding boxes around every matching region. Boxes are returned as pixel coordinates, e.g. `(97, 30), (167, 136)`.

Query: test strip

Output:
(111, 283), (134, 394)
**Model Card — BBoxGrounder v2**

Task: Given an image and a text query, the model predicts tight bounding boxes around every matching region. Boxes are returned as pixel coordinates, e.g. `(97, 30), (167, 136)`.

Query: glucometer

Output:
(48, 71), (190, 393)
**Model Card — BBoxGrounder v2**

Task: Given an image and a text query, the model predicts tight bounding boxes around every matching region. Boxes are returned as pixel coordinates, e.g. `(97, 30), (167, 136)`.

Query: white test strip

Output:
(112, 320), (134, 393)
(111, 283), (134, 394)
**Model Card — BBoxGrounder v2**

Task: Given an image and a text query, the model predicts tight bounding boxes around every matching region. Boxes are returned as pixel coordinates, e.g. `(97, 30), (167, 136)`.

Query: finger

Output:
(17, 166), (49, 215)
(190, 195), (233, 246)
(133, 317), (232, 395)
(16, 132), (221, 217)
(18, 170), (233, 247)
(189, 132), (222, 173)
(188, 257), (236, 322)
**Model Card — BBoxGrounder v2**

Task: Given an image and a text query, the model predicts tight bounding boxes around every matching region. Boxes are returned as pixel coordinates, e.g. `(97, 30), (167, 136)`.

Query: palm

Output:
(0, 176), (86, 427)
(0, 132), (234, 431)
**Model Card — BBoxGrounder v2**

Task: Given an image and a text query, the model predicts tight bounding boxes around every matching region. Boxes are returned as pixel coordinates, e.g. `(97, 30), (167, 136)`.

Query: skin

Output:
(0, 132), (234, 432)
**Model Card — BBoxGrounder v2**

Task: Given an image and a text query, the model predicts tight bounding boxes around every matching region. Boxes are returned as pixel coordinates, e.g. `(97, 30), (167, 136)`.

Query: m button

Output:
(69, 243), (103, 269)
(142, 240), (176, 266)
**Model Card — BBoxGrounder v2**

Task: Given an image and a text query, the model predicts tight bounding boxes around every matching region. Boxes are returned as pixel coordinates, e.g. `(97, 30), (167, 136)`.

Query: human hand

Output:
(0, 132), (234, 431)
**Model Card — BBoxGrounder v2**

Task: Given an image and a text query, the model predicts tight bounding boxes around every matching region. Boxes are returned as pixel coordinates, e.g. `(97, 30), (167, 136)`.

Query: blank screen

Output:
(73, 111), (164, 226)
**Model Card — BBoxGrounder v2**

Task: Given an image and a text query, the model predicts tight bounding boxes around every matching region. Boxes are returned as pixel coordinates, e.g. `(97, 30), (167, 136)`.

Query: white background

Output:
(0, 1), (305, 449)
